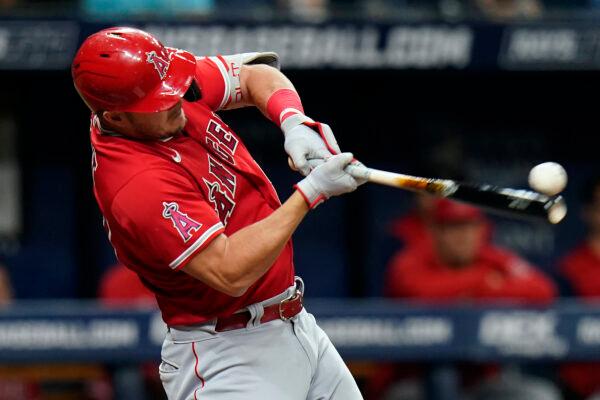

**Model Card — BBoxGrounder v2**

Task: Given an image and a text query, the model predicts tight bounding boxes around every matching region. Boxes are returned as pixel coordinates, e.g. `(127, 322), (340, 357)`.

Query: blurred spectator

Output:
(559, 175), (600, 299)
(474, 0), (543, 19)
(0, 263), (13, 306)
(278, 0), (328, 19)
(558, 175), (600, 400)
(387, 193), (436, 253)
(368, 200), (558, 400)
(386, 199), (555, 302)
(99, 263), (155, 305)
(387, 161), (466, 255)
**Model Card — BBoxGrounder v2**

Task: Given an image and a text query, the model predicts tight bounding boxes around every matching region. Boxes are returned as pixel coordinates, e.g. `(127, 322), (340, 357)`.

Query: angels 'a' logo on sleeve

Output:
(162, 202), (202, 242)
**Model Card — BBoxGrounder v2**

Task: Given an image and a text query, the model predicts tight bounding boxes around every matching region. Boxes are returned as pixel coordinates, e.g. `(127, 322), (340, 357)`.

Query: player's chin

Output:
(162, 115), (186, 137)
(160, 113), (185, 133)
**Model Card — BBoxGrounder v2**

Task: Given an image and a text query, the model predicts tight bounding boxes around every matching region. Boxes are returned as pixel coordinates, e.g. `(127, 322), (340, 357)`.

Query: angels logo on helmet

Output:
(146, 50), (171, 80)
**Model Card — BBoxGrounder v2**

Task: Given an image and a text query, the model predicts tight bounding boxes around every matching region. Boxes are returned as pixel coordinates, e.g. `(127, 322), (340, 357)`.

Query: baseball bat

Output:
(344, 165), (567, 224)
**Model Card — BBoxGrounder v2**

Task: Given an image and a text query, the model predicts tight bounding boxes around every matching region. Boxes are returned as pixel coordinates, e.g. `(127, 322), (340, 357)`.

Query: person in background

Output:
(386, 199), (555, 302)
(278, 0), (329, 19)
(559, 175), (600, 400)
(98, 263), (155, 305)
(559, 175), (600, 298)
(374, 199), (558, 400)
(474, 0), (543, 19)
(387, 164), (465, 255)
(387, 193), (436, 254)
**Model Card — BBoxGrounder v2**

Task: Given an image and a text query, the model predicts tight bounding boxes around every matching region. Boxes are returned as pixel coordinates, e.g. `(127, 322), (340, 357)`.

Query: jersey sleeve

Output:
(111, 168), (225, 271)
(194, 52), (280, 111)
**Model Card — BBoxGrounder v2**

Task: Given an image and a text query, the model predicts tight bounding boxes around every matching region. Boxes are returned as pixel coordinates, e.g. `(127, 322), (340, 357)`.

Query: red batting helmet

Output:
(72, 27), (197, 113)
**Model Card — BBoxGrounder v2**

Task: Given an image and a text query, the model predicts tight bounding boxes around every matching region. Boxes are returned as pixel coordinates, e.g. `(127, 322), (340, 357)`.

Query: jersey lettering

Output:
(208, 155), (236, 196)
(206, 119), (239, 154)
(162, 202), (202, 242)
(203, 179), (235, 225)
(206, 137), (235, 165)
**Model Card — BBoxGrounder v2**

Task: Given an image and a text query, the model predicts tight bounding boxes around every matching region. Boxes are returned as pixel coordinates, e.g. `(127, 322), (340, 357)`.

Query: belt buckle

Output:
(279, 289), (301, 321)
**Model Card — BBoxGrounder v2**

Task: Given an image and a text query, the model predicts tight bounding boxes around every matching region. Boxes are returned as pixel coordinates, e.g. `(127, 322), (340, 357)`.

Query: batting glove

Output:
(295, 153), (358, 209)
(306, 157), (369, 187)
(282, 114), (342, 176)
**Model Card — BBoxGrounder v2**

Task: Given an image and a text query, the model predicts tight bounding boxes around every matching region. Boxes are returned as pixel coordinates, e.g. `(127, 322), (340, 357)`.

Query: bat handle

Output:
(345, 164), (371, 181)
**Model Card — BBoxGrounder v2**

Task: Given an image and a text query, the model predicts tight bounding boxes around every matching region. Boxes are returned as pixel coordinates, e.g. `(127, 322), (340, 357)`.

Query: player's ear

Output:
(102, 111), (124, 124)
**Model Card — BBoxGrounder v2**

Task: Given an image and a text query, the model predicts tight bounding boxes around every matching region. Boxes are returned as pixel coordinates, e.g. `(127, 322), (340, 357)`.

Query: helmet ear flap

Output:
(183, 80), (202, 102)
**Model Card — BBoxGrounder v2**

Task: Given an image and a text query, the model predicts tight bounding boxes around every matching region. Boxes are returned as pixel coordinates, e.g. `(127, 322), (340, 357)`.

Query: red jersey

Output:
(99, 263), (156, 305)
(385, 245), (555, 303)
(559, 243), (600, 397)
(388, 212), (433, 252)
(560, 242), (600, 297)
(91, 54), (294, 326)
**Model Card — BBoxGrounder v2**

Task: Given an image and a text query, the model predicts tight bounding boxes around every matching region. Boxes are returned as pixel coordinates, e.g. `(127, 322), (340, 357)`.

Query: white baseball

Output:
(528, 162), (567, 196)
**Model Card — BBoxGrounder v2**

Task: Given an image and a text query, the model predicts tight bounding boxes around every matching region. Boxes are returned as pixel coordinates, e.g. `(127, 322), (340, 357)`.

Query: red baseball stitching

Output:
(192, 342), (206, 398)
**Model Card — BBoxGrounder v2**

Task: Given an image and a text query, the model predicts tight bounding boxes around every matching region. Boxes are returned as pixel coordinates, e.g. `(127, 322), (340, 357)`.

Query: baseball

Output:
(528, 162), (567, 196)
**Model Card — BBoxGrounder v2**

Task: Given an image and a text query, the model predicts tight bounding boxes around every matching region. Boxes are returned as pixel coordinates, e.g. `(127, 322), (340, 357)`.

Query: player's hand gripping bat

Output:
(344, 165), (567, 224)
(288, 156), (566, 224)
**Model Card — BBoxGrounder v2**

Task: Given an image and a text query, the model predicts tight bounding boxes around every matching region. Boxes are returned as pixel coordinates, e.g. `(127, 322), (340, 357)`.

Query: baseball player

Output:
(72, 27), (364, 400)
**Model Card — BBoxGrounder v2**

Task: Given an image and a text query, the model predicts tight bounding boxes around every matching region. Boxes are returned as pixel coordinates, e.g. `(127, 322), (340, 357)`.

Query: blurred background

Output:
(2, 0), (600, 399)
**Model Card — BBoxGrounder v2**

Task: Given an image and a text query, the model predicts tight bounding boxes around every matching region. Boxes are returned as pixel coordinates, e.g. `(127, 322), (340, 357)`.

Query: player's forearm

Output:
(241, 64), (297, 116)
(223, 191), (308, 294)
(184, 191), (309, 296)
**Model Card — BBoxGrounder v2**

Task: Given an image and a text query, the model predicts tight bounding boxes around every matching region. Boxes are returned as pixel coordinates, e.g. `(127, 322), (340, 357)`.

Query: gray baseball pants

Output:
(159, 282), (363, 400)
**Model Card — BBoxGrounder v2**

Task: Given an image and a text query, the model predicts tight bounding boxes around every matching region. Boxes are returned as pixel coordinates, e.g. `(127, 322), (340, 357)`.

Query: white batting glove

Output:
(306, 158), (369, 187)
(295, 153), (358, 209)
(282, 114), (342, 176)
